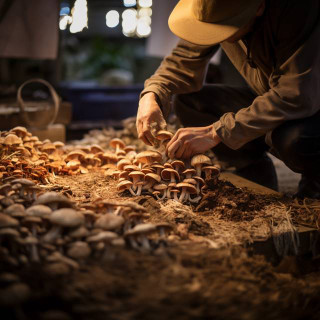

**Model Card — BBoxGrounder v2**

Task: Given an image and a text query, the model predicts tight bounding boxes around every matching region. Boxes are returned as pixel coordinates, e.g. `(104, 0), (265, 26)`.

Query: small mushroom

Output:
(117, 180), (136, 196)
(94, 213), (125, 231)
(176, 182), (197, 203)
(191, 154), (211, 177)
(43, 209), (84, 243)
(67, 241), (91, 260)
(109, 138), (125, 154)
(124, 223), (157, 251)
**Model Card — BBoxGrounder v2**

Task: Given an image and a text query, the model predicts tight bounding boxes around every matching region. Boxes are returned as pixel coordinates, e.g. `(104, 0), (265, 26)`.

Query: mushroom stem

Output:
(135, 184), (143, 196)
(195, 165), (202, 177)
(173, 192), (180, 202)
(154, 191), (166, 201)
(178, 188), (188, 203)
(139, 235), (151, 251)
(42, 225), (62, 243)
(30, 244), (40, 262)
(188, 194), (201, 204)
(128, 187), (136, 197)
(170, 173), (176, 183)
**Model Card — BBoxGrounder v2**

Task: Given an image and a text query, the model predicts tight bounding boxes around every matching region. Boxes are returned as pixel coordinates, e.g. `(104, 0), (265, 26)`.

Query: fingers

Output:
(167, 140), (183, 159)
(175, 141), (187, 159)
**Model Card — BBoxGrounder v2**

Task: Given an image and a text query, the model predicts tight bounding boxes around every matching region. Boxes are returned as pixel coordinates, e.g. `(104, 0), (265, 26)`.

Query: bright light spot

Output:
(59, 15), (72, 30)
(106, 10), (119, 28)
(138, 0), (152, 8)
(70, 0), (88, 33)
(138, 15), (151, 25)
(138, 7), (152, 17)
(123, 0), (136, 7)
(136, 20), (151, 37)
(122, 9), (137, 34)
(60, 6), (70, 16)
(122, 8), (137, 20)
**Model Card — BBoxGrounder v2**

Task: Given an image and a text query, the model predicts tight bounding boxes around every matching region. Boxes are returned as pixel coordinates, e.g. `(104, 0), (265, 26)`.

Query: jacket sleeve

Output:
(140, 39), (218, 119)
(213, 2), (320, 150)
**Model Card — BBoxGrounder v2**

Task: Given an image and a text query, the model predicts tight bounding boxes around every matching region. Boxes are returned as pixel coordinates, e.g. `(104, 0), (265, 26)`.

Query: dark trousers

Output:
(173, 84), (320, 177)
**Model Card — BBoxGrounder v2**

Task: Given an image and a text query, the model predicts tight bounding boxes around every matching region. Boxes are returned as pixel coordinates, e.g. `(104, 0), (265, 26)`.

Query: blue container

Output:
(58, 83), (144, 122)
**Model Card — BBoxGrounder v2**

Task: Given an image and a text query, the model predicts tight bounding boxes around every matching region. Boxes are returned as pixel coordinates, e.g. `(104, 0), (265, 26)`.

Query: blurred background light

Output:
(69, 0), (88, 33)
(123, 0), (137, 7)
(138, 0), (152, 8)
(136, 20), (151, 37)
(60, 6), (70, 16)
(59, 15), (72, 30)
(138, 7), (152, 17)
(106, 10), (120, 28)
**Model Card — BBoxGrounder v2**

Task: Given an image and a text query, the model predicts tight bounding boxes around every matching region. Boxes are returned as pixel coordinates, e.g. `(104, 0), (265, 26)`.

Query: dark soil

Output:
(1, 171), (320, 320)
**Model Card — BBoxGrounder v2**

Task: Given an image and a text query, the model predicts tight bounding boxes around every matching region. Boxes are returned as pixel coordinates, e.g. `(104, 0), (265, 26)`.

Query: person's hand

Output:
(166, 125), (221, 159)
(136, 92), (167, 146)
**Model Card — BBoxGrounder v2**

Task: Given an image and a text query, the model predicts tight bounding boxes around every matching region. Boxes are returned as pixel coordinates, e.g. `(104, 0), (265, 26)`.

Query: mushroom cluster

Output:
(113, 132), (220, 204)
(0, 179), (173, 274)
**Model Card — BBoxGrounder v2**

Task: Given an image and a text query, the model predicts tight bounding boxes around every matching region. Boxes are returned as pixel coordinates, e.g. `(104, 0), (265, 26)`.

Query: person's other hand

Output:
(166, 125), (221, 159)
(136, 92), (167, 146)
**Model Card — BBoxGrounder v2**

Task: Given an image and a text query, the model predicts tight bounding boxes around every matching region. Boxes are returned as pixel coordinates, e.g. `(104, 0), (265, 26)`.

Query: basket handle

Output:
(17, 78), (60, 128)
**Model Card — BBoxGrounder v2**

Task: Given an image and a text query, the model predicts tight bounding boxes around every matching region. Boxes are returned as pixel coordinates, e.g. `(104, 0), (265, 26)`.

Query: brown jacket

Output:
(140, 0), (320, 150)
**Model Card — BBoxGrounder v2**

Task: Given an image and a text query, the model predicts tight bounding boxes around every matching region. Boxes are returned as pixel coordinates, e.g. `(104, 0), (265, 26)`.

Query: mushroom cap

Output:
(35, 192), (74, 208)
(67, 241), (91, 259)
(90, 144), (104, 154)
(49, 209), (84, 227)
(124, 223), (156, 237)
(191, 154), (211, 168)
(117, 180), (133, 192)
(141, 168), (154, 174)
(124, 145), (136, 153)
(117, 159), (132, 170)
(123, 164), (140, 172)
(0, 228), (20, 237)
(53, 141), (65, 148)
(128, 171), (145, 180)
(26, 205), (52, 218)
(94, 213), (124, 231)
(87, 231), (118, 243)
(110, 138), (125, 149)
(23, 216), (42, 225)
(176, 182), (197, 194)
(0, 213), (19, 228)
(164, 162), (173, 169)
(155, 222), (173, 232)
(183, 178), (197, 185)
(193, 176), (205, 185)
(69, 226), (89, 238)
(182, 168), (196, 176)
(100, 152), (118, 162)
(11, 178), (35, 187)
(145, 173), (161, 184)
(155, 130), (173, 141)
(11, 126), (28, 137)
(171, 160), (185, 171)
(0, 184), (12, 195)
(4, 204), (25, 216)
(202, 165), (220, 175)
(41, 143), (56, 153)
(161, 168), (180, 181)
(65, 150), (86, 161)
(136, 150), (162, 165)
(3, 134), (22, 146)
(151, 163), (164, 170)
(153, 183), (168, 191)
(119, 171), (129, 180)
(66, 160), (81, 170)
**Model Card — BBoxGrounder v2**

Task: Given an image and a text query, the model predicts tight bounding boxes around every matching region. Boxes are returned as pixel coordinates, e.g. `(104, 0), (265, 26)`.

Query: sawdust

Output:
(3, 170), (318, 320)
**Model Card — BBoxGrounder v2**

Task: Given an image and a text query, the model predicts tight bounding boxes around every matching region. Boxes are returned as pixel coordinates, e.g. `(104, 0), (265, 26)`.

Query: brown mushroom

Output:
(191, 154), (211, 177)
